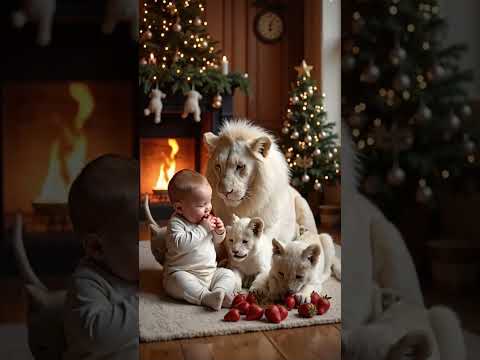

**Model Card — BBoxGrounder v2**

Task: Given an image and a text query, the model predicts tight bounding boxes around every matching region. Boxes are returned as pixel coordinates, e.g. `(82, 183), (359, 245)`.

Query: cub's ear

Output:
(204, 132), (219, 154)
(387, 330), (432, 360)
(272, 238), (285, 256)
(302, 244), (321, 265)
(248, 217), (264, 237)
(232, 214), (240, 223)
(248, 136), (272, 158)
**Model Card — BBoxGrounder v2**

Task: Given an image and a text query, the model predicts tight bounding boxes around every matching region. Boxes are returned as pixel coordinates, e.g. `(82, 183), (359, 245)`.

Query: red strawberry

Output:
(317, 295), (332, 315)
(298, 303), (317, 318)
(232, 294), (247, 308)
(277, 304), (288, 320)
(224, 308), (240, 322)
(246, 292), (257, 304)
(236, 301), (251, 315)
(265, 305), (282, 323)
(246, 303), (264, 320)
(284, 295), (296, 310)
(310, 291), (321, 306)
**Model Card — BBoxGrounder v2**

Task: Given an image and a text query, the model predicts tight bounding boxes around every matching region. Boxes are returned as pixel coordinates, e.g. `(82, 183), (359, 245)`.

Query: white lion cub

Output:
(224, 215), (272, 289)
(251, 230), (340, 304)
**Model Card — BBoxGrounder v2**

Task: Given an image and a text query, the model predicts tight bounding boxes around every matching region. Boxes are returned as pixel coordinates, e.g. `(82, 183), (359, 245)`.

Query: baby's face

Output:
(178, 184), (212, 224)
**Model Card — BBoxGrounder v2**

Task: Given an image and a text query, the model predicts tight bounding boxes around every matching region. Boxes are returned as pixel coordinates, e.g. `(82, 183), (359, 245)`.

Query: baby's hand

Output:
(214, 217), (225, 235)
(200, 215), (215, 232)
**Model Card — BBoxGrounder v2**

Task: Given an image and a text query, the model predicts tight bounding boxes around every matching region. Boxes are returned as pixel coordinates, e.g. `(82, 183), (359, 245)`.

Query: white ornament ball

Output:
(304, 135), (313, 143)
(194, 17), (202, 26)
(314, 182), (322, 191)
(291, 131), (300, 139)
(303, 124), (311, 131)
(282, 127), (289, 134)
(416, 185), (433, 203)
(461, 105), (472, 118)
(302, 174), (310, 183)
(313, 148), (321, 156)
(387, 166), (406, 186)
(173, 23), (182, 32)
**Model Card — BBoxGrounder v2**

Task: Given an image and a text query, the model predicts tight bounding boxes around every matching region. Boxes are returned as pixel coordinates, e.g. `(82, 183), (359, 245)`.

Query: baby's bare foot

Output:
(222, 292), (234, 308)
(202, 290), (225, 311)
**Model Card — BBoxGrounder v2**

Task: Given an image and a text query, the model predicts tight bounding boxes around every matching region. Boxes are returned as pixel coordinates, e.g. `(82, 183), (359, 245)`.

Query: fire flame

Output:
(155, 139), (179, 190)
(35, 82), (93, 204)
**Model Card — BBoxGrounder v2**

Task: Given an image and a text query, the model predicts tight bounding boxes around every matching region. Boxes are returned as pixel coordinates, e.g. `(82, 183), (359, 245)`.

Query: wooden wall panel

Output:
(206, 0), (304, 133)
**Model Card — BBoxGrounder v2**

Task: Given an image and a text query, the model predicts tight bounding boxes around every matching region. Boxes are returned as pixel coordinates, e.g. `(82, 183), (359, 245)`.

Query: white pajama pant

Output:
(163, 267), (237, 305)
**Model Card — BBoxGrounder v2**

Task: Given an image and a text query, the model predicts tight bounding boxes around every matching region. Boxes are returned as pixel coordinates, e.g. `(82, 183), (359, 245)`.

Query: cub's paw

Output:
(294, 291), (311, 305)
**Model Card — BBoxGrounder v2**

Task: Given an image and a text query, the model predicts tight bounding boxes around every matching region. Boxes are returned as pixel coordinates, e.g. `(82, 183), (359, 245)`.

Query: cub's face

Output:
(270, 238), (321, 295)
(225, 215), (264, 263)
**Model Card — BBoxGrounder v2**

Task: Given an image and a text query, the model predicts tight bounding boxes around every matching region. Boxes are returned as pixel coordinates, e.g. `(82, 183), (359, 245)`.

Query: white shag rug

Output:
(139, 240), (341, 342)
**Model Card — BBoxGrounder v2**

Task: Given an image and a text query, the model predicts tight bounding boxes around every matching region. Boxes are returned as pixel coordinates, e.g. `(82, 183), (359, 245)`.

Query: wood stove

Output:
(137, 94), (233, 222)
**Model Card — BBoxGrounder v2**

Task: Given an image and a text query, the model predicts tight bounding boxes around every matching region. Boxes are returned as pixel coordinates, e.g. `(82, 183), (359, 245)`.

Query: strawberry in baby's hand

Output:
(232, 294), (247, 308)
(284, 295), (297, 310)
(246, 303), (264, 320)
(317, 295), (332, 315)
(277, 305), (288, 320)
(310, 291), (321, 306)
(298, 303), (317, 318)
(224, 308), (240, 322)
(246, 292), (257, 304)
(265, 305), (283, 323)
(236, 301), (251, 315)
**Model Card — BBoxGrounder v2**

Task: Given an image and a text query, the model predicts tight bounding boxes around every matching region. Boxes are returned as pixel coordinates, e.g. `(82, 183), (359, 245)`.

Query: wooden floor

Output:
(140, 324), (341, 360)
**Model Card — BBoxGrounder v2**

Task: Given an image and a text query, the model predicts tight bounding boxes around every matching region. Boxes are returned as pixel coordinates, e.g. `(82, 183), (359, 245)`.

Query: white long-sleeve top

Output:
(164, 214), (225, 278)
(63, 258), (138, 360)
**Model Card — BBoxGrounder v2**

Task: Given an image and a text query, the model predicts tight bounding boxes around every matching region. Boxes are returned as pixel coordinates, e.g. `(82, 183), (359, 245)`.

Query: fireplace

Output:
(1, 81), (134, 272)
(138, 94), (232, 222)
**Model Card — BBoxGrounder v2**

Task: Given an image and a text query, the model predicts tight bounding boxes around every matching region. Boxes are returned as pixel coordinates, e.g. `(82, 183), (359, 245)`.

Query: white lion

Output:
(203, 119), (317, 243)
(223, 215), (272, 290)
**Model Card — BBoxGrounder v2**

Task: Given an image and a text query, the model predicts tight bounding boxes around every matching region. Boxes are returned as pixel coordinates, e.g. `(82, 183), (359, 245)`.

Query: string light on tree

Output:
(280, 60), (339, 195)
(342, 0), (475, 213)
(139, 0), (249, 118)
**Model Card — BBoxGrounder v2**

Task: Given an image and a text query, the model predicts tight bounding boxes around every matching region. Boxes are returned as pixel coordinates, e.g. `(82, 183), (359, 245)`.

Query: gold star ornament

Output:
(295, 60), (313, 77)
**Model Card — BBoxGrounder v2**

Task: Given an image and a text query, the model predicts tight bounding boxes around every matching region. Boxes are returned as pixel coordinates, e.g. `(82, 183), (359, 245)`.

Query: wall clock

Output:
(254, 9), (285, 44)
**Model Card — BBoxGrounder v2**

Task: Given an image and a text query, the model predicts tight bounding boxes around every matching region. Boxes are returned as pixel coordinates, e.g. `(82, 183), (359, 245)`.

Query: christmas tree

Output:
(139, 0), (248, 106)
(342, 0), (474, 216)
(281, 60), (340, 195)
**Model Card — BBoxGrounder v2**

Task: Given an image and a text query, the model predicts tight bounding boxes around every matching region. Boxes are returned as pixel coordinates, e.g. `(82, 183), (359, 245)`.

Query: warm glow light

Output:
(36, 82), (92, 203)
(154, 139), (179, 190)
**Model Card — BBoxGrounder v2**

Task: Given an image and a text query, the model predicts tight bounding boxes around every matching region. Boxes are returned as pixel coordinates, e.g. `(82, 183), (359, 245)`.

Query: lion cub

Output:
(251, 230), (340, 304)
(224, 214), (272, 289)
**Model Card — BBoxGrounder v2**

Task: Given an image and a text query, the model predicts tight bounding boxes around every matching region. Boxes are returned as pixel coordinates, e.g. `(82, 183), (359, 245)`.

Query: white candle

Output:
(222, 56), (229, 75)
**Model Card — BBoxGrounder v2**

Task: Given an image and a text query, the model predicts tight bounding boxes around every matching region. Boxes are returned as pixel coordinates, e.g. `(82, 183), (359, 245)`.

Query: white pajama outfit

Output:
(163, 214), (236, 305)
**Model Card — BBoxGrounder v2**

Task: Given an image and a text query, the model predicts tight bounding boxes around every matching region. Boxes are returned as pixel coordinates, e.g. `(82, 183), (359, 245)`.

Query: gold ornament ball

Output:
(140, 58), (147, 65)
(194, 17), (202, 26)
(303, 124), (311, 131)
(304, 135), (313, 142)
(282, 127), (289, 134)
(145, 30), (152, 40)
(212, 101), (222, 109)
(173, 23), (182, 32)
(213, 94), (222, 102)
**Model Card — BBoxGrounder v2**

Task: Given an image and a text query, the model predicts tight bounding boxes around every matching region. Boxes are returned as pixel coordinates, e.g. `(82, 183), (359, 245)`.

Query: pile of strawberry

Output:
(224, 291), (331, 323)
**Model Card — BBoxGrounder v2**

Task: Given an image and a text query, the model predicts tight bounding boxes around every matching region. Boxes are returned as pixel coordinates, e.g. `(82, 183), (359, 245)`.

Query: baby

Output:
(163, 169), (237, 310)
(63, 154), (139, 360)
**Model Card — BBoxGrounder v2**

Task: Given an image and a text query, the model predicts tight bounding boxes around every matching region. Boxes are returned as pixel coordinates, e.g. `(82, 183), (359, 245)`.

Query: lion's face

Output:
(204, 132), (272, 208)
(225, 215), (264, 263)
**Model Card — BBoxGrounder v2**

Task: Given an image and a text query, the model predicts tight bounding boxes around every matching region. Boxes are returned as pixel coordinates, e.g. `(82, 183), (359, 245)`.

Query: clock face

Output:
(255, 11), (285, 43)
